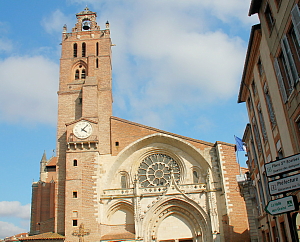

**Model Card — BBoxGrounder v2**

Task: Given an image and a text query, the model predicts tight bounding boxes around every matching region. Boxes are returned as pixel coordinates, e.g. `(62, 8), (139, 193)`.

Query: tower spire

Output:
(39, 151), (47, 181)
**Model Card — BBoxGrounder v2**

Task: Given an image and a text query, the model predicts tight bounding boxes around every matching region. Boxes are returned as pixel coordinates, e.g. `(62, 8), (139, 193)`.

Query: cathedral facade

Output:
(28, 8), (250, 242)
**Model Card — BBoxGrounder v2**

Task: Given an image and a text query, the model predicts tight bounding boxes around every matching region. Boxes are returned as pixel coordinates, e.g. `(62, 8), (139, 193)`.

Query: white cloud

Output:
(0, 56), (58, 125)
(0, 201), (30, 219)
(41, 9), (73, 34)
(0, 221), (27, 239)
(95, 1), (249, 128)
(0, 38), (13, 53)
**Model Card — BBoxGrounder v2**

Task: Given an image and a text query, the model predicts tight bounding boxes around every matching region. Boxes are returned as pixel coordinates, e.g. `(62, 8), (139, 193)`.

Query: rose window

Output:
(138, 154), (180, 187)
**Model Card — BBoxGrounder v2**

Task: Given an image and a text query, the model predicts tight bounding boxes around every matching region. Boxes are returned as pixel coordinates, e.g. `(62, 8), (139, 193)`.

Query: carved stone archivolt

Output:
(143, 197), (211, 242)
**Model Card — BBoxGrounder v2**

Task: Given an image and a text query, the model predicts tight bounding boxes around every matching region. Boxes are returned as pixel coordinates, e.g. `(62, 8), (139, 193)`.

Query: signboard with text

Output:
(268, 173), (300, 195)
(265, 196), (298, 215)
(265, 153), (300, 177)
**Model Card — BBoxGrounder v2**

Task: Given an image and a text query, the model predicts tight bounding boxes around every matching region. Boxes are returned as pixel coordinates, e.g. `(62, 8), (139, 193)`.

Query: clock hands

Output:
(81, 124), (88, 133)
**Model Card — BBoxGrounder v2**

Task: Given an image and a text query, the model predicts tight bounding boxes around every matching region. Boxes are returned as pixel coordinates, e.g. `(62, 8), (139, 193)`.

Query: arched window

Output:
(81, 69), (86, 79)
(96, 42), (99, 56)
(121, 175), (127, 188)
(120, 172), (129, 188)
(193, 170), (199, 184)
(73, 43), (77, 57)
(96, 58), (99, 68)
(82, 42), (86, 57)
(75, 70), (79, 80)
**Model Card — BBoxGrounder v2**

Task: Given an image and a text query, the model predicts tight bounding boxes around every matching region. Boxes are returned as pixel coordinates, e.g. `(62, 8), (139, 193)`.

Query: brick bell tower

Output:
(55, 7), (112, 238)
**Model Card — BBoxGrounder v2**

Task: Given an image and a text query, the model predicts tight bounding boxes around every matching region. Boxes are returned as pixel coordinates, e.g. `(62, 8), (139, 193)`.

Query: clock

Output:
(138, 154), (180, 187)
(73, 121), (92, 139)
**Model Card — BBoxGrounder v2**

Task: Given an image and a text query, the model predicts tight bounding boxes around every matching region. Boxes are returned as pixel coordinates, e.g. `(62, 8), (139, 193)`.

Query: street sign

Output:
(268, 173), (300, 195)
(265, 196), (298, 215)
(265, 153), (300, 177)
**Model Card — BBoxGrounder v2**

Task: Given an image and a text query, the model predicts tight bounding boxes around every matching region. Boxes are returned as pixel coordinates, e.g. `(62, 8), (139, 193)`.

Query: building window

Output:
(81, 69), (86, 79)
(96, 58), (99, 68)
(251, 138), (259, 167)
(276, 140), (284, 159)
(264, 3), (275, 32)
(75, 70), (79, 80)
(96, 42), (99, 56)
(73, 220), (78, 226)
(251, 81), (257, 96)
(247, 96), (254, 112)
(258, 180), (266, 213)
(257, 58), (264, 77)
(82, 42), (86, 57)
(120, 172), (129, 189)
(73, 191), (78, 198)
(73, 159), (78, 166)
(291, 4), (300, 46)
(73, 43), (78, 58)
(281, 35), (299, 84)
(274, 55), (292, 102)
(257, 104), (268, 141)
(289, 27), (300, 62)
(264, 85), (276, 128)
(73, 211), (78, 218)
(193, 170), (199, 184)
(252, 118), (262, 153)
(121, 175), (127, 188)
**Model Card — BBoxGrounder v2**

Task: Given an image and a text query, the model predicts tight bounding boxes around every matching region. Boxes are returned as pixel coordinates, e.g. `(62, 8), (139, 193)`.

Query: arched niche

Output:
(106, 200), (135, 234)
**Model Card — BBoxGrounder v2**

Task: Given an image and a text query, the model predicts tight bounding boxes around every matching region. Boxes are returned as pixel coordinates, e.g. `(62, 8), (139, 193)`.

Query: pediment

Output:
(65, 117), (98, 127)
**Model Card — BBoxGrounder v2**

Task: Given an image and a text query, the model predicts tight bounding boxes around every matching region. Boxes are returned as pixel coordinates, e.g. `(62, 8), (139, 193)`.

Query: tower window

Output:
(75, 70), (79, 80)
(73, 220), (78, 226)
(115, 141), (119, 146)
(73, 159), (78, 166)
(96, 58), (99, 68)
(73, 43), (77, 58)
(96, 42), (99, 56)
(82, 42), (86, 57)
(81, 69), (86, 79)
(73, 191), (78, 198)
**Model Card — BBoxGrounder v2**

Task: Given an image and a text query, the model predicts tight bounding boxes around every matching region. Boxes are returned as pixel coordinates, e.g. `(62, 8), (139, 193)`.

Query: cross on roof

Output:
(72, 223), (90, 242)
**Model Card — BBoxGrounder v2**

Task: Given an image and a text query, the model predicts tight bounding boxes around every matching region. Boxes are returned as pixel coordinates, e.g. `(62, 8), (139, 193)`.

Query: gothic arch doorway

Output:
(144, 198), (211, 242)
(157, 214), (193, 242)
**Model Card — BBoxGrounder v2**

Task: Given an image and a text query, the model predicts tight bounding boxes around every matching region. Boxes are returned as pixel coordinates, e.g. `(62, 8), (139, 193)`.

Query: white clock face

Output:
(73, 121), (92, 139)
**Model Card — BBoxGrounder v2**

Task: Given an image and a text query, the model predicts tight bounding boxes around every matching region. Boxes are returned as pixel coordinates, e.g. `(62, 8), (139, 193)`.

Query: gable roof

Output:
(19, 232), (64, 241)
(111, 116), (215, 147)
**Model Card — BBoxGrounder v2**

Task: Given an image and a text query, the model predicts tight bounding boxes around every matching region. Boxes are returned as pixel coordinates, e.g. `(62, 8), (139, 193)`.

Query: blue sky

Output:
(0, 0), (257, 238)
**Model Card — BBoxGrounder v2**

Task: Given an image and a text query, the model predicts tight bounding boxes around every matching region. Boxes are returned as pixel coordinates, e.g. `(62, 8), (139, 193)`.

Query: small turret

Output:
(39, 151), (47, 182)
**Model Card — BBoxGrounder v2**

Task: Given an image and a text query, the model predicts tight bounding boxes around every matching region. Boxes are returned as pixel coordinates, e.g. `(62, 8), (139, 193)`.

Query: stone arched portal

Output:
(143, 198), (212, 242)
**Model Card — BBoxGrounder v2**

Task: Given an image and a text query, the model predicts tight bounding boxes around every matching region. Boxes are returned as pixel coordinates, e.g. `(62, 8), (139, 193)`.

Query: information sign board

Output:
(265, 196), (298, 215)
(265, 153), (300, 177)
(268, 173), (300, 196)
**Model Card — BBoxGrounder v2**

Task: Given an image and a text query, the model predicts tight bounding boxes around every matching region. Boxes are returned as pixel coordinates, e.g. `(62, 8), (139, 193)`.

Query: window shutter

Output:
(274, 58), (288, 102)
(291, 4), (300, 46)
(281, 35), (298, 84)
